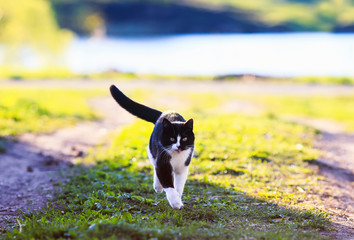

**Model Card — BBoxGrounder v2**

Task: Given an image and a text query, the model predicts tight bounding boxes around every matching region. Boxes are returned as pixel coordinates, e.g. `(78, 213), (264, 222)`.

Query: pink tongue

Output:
(177, 149), (182, 153)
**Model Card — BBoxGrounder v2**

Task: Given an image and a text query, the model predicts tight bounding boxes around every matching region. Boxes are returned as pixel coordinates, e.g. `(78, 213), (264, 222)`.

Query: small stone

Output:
(67, 162), (74, 168)
(27, 166), (34, 172)
(76, 151), (84, 157)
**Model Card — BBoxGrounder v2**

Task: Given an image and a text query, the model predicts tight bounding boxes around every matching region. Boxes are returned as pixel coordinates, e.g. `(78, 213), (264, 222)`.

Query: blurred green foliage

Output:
(49, 0), (354, 32)
(193, 0), (354, 31)
(0, 0), (72, 65)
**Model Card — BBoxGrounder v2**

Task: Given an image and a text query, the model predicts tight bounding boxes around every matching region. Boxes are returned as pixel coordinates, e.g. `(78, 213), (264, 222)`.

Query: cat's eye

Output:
(170, 137), (176, 142)
(182, 137), (188, 141)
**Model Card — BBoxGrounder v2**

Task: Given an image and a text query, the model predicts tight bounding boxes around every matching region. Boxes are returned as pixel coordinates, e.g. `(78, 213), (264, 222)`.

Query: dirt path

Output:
(316, 131), (354, 240)
(0, 96), (134, 230)
(285, 118), (354, 239)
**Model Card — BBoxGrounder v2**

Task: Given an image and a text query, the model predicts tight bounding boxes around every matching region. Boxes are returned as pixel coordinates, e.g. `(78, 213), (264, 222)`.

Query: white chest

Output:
(170, 148), (191, 173)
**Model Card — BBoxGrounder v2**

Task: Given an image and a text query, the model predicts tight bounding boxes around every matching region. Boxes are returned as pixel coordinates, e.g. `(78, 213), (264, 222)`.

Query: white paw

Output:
(164, 188), (183, 209)
(170, 198), (183, 210)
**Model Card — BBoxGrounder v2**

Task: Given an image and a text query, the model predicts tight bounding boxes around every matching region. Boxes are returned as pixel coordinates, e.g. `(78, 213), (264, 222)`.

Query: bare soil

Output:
(289, 118), (354, 240)
(0, 80), (353, 239)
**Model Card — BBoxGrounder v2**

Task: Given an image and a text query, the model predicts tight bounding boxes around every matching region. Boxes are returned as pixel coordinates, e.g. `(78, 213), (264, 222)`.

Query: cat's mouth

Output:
(173, 147), (182, 153)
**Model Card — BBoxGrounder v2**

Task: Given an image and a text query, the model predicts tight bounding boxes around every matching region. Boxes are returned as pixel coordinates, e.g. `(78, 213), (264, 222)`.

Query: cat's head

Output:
(161, 118), (194, 153)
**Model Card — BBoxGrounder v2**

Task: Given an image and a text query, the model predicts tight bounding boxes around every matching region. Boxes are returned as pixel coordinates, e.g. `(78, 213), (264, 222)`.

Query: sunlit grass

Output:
(0, 88), (104, 137)
(294, 76), (354, 85)
(0, 67), (78, 80)
(0, 67), (138, 80)
(0, 66), (213, 81)
(251, 95), (354, 131)
(3, 91), (332, 239)
(136, 89), (354, 131)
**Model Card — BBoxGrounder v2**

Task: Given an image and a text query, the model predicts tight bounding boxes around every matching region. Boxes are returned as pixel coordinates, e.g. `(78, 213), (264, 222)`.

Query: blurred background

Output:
(2, 1), (354, 237)
(0, 0), (354, 79)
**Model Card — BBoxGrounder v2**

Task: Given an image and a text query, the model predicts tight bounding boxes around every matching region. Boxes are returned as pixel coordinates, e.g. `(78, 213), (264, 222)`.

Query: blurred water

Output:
(19, 33), (354, 77)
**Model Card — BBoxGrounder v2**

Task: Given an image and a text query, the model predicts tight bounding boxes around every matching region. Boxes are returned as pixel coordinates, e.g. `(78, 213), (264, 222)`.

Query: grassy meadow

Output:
(252, 95), (354, 131)
(0, 88), (106, 137)
(1, 67), (354, 85)
(3, 85), (348, 239)
(0, 88), (105, 153)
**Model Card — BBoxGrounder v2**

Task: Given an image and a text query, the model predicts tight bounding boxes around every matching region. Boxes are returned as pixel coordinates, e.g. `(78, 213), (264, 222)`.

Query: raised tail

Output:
(110, 85), (162, 124)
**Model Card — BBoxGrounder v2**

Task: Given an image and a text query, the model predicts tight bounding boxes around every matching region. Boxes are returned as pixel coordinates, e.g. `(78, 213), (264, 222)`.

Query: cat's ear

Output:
(184, 119), (193, 130)
(162, 118), (172, 130)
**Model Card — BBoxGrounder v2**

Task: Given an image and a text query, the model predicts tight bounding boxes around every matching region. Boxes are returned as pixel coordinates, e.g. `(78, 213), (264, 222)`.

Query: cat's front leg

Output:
(164, 188), (183, 209)
(174, 167), (189, 197)
(155, 162), (183, 209)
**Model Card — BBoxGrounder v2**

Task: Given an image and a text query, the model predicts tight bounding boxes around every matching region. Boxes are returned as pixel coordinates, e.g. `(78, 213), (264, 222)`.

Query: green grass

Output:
(1, 66), (354, 86)
(293, 76), (354, 85)
(0, 67), (212, 81)
(3, 91), (332, 239)
(128, 88), (354, 131)
(215, 76), (354, 86)
(0, 88), (104, 137)
(0, 67), (139, 80)
(251, 95), (354, 131)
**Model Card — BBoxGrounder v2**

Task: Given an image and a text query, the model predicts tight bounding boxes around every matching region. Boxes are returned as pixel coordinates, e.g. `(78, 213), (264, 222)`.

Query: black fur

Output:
(110, 85), (162, 123)
(184, 149), (193, 166)
(156, 155), (174, 188)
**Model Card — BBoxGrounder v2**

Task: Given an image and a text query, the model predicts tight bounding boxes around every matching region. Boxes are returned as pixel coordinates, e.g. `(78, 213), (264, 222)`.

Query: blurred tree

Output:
(0, 0), (72, 66)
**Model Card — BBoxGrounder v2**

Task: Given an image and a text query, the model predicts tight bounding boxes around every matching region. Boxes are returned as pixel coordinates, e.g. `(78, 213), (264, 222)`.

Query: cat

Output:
(110, 85), (195, 209)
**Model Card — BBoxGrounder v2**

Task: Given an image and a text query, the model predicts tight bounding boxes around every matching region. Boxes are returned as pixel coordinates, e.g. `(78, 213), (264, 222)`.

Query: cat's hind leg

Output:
(153, 169), (163, 193)
(147, 146), (163, 193)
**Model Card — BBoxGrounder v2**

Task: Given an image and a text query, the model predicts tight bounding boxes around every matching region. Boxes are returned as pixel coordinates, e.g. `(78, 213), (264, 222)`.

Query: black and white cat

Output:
(110, 85), (195, 209)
